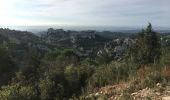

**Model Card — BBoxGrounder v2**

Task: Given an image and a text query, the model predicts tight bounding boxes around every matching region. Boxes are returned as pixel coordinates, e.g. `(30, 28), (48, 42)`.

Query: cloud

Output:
(0, 0), (170, 27)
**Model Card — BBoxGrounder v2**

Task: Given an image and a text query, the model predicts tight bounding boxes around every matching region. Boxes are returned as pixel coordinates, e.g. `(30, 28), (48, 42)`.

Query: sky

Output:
(0, 0), (170, 28)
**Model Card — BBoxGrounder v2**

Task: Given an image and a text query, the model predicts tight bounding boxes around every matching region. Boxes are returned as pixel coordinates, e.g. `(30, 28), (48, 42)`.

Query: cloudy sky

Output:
(0, 0), (170, 27)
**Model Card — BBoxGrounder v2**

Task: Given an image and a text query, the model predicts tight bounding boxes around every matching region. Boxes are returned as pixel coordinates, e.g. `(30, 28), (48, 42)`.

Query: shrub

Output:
(0, 84), (37, 100)
(86, 62), (129, 92)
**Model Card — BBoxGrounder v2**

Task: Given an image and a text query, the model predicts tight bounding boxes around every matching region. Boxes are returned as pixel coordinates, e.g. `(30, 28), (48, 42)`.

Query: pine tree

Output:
(131, 23), (161, 64)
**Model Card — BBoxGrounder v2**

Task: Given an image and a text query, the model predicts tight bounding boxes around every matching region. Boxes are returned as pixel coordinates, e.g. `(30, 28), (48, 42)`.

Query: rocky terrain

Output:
(84, 82), (170, 100)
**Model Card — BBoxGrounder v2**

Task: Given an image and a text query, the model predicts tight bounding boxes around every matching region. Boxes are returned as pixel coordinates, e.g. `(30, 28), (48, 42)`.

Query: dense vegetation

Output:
(0, 24), (169, 100)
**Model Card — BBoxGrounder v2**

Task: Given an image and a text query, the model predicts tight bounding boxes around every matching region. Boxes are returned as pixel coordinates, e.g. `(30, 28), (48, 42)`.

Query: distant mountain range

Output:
(1, 26), (170, 33)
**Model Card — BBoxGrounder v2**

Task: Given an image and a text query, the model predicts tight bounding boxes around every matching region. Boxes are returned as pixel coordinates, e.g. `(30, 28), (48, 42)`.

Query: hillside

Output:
(0, 24), (169, 100)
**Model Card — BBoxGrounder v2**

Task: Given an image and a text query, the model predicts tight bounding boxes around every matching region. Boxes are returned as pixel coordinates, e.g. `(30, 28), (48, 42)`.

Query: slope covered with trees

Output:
(0, 24), (169, 100)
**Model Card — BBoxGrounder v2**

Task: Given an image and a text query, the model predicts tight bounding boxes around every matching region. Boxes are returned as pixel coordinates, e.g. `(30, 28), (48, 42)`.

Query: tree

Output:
(130, 23), (162, 64)
(39, 73), (58, 100)
(64, 64), (80, 96)
(0, 45), (17, 86)
(0, 83), (37, 100)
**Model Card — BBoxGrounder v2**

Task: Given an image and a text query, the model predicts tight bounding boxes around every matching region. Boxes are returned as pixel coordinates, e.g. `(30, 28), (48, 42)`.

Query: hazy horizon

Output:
(1, 25), (170, 33)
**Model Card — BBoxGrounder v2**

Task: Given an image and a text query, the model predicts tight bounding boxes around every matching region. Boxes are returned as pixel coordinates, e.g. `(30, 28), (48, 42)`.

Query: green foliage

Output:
(43, 48), (80, 66)
(87, 62), (129, 91)
(38, 49), (95, 99)
(39, 73), (63, 100)
(43, 49), (61, 61)
(0, 45), (17, 86)
(96, 50), (113, 64)
(130, 23), (162, 64)
(0, 83), (37, 100)
(0, 26), (169, 100)
(81, 58), (98, 66)
(20, 48), (41, 85)
(65, 64), (78, 77)
(64, 64), (80, 95)
(143, 71), (165, 88)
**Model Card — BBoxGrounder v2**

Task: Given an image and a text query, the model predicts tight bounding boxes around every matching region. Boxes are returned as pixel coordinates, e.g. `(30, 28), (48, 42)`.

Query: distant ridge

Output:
(1, 26), (170, 33)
